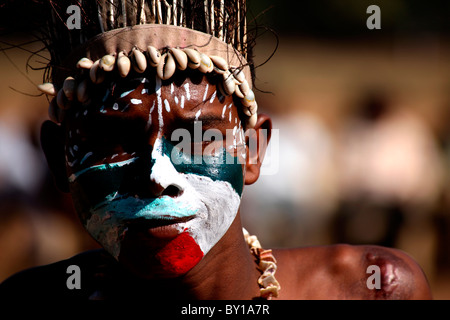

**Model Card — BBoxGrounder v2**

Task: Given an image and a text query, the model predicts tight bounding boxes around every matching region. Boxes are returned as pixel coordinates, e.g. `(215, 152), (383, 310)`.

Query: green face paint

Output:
(160, 136), (244, 196)
(69, 135), (244, 214)
(68, 135), (244, 262)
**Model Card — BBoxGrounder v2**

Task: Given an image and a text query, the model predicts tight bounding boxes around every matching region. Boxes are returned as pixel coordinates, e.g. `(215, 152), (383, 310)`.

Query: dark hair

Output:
(1, 1), (256, 84)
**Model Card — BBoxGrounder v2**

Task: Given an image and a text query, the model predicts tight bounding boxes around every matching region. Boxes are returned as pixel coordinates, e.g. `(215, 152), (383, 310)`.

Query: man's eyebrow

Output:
(79, 108), (149, 131)
(180, 113), (226, 124)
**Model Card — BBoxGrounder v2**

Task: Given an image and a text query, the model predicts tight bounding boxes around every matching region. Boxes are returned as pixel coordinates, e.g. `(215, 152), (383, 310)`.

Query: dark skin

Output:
(40, 70), (433, 299)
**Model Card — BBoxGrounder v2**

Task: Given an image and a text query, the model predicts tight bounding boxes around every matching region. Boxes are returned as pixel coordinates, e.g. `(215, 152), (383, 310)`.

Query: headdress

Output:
(34, 0), (258, 128)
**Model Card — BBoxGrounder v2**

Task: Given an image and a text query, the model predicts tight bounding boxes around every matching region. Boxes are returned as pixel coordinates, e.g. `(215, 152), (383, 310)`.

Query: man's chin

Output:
(118, 231), (204, 279)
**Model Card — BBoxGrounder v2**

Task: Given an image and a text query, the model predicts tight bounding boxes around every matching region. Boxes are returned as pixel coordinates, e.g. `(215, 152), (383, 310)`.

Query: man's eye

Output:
(191, 139), (226, 153)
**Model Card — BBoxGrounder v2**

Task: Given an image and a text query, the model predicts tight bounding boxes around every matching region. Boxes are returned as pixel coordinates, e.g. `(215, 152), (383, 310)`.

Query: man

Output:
(0, 0), (432, 300)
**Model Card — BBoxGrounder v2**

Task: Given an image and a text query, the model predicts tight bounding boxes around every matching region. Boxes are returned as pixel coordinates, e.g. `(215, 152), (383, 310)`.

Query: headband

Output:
(36, 1), (258, 128)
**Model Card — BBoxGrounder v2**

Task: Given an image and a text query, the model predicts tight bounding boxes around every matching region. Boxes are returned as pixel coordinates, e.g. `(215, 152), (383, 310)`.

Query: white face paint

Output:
(164, 99), (171, 112)
(202, 83), (209, 102)
(183, 83), (191, 100)
(149, 138), (241, 256)
(131, 98), (142, 105)
(69, 76), (244, 276)
(78, 136), (241, 261)
(209, 90), (217, 103)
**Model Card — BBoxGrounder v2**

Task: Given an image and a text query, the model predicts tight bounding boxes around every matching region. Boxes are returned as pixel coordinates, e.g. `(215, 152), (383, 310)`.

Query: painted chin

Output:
(155, 232), (204, 276)
(118, 231), (204, 278)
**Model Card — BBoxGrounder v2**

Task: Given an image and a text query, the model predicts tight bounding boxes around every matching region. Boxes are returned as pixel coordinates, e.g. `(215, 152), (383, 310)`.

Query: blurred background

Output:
(1, 0), (450, 299)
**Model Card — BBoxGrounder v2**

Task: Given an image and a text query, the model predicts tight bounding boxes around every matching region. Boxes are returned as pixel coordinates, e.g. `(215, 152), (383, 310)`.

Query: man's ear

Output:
(244, 114), (272, 185)
(41, 120), (69, 192)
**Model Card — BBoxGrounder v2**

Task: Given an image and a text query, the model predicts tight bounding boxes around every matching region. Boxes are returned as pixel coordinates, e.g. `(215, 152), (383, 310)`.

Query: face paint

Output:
(151, 136), (244, 249)
(67, 75), (245, 278)
(69, 137), (243, 278)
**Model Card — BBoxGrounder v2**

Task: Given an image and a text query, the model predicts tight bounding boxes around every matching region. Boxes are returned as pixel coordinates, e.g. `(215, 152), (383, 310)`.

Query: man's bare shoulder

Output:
(273, 244), (432, 300)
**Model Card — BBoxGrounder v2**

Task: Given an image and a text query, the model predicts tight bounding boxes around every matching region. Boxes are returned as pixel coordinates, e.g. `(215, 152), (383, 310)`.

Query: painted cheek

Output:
(68, 159), (139, 221)
(161, 137), (244, 196)
(156, 232), (204, 276)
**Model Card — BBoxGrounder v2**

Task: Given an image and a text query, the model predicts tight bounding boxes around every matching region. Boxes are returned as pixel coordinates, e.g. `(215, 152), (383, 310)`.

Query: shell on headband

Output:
(39, 47), (258, 129)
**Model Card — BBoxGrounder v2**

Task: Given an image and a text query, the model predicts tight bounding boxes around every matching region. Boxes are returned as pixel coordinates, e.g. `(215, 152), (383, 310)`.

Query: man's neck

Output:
(176, 220), (262, 299)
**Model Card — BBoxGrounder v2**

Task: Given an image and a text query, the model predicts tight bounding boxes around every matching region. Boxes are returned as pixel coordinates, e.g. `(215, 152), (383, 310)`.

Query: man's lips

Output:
(125, 216), (195, 239)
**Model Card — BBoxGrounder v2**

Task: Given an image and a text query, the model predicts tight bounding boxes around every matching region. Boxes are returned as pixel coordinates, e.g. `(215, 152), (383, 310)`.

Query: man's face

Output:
(63, 71), (247, 278)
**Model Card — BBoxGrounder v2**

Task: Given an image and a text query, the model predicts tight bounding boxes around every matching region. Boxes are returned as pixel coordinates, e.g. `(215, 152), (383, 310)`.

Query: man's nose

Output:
(147, 138), (185, 198)
(147, 180), (183, 198)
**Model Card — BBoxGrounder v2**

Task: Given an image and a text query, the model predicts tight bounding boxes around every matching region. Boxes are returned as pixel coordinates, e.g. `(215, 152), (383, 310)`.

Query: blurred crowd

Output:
(241, 36), (450, 299)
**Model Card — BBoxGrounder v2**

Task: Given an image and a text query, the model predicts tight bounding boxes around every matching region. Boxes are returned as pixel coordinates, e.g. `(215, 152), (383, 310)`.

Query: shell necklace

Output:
(243, 228), (280, 300)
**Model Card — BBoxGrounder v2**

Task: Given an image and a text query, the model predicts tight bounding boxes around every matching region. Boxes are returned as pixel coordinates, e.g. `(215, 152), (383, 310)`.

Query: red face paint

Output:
(155, 232), (204, 276)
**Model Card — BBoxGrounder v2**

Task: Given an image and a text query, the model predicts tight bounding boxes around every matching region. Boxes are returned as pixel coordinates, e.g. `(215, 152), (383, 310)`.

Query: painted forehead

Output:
(63, 73), (247, 170)
(64, 72), (243, 131)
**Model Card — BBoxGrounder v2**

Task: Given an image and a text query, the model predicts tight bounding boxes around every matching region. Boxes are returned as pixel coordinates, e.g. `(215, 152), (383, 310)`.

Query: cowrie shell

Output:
(246, 113), (257, 128)
(48, 99), (59, 123)
(184, 48), (201, 69)
(147, 46), (161, 67)
(56, 89), (69, 110)
(100, 54), (116, 72)
(117, 51), (131, 78)
(231, 67), (245, 84)
(243, 106), (252, 117)
(37, 83), (56, 96)
(170, 48), (188, 70)
(249, 101), (258, 115)
(76, 79), (89, 103)
(198, 53), (213, 73)
(90, 60), (104, 84)
(77, 58), (93, 69)
(243, 101), (258, 117)
(217, 81), (227, 98)
(222, 71), (236, 96)
(234, 83), (244, 99)
(62, 77), (76, 101)
(157, 53), (176, 80)
(210, 55), (228, 74)
(132, 48), (147, 73)
(238, 79), (250, 96)
(242, 89), (255, 107)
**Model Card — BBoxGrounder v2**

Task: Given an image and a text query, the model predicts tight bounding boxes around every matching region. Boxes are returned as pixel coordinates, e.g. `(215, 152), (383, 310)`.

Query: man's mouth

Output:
(125, 216), (195, 239)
